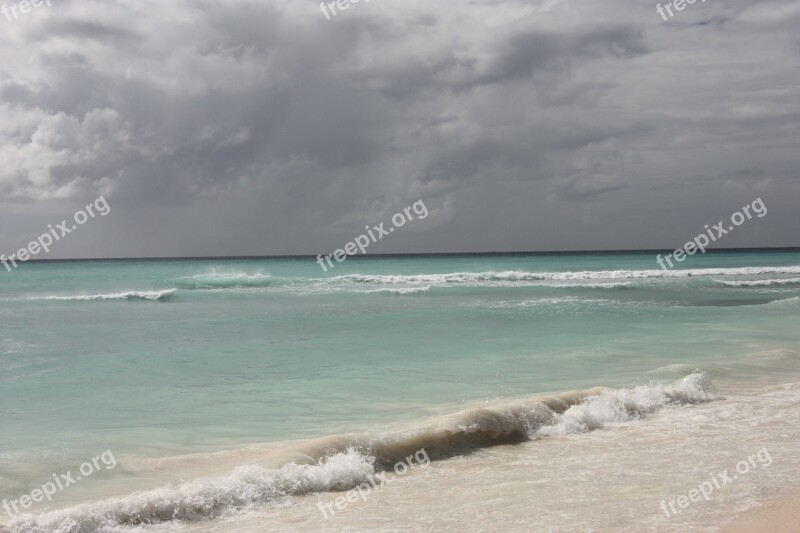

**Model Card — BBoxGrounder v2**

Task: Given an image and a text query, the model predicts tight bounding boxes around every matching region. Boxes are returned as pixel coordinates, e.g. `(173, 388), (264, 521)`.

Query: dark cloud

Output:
(0, 0), (797, 258)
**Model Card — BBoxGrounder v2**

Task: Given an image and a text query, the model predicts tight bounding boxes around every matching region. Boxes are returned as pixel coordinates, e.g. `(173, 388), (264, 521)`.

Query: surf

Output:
(24, 289), (177, 302)
(4, 371), (715, 532)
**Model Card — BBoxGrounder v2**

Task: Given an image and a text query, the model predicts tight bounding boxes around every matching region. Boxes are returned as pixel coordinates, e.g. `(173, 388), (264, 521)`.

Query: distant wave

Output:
(366, 286), (432, 295)
(551, 282), (632, 289)
(14, 266), (800, 304)
(765, 296), (800, 306)
(717, 277), (800, 288)
(6, 371), (714, 532)
(28, 289), (176, 302)
(176, 271), (274, 289)
(150, 266), (800, 295)
(334, 266), (800, 284)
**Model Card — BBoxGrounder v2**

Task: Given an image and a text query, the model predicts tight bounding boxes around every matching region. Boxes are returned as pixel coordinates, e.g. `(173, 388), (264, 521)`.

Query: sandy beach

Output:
(722, 492), (800, 533)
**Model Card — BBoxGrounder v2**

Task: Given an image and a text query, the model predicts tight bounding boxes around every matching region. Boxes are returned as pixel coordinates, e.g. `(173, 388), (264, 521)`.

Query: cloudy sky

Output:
(0, 0), (797, 259)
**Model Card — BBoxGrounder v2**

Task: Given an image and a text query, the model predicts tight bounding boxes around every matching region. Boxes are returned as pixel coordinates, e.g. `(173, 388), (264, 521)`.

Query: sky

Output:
(0, 0), (798, 259)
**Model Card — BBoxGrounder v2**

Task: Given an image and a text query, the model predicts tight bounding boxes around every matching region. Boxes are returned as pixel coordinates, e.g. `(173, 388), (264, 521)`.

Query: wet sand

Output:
(722, 492), (800, 533)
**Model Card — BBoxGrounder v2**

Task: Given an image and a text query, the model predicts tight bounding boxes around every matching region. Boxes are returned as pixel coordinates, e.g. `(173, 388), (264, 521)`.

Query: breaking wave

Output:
(5, 371), (715, 532)
(27, 289), (176, 302)
(366, 286), (432, 295)
(6, 450), (375, 533)
(176, 271), (275, 289)
(335, 266), (800, 284)
(15, 265), (800, 303)
(718, 277), (800, 288)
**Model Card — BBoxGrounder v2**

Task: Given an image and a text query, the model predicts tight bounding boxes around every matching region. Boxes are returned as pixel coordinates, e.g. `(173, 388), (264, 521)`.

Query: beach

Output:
(2, 0), (798, 529)
(1, 251), (799, 532)
(723, 493), (800, 533)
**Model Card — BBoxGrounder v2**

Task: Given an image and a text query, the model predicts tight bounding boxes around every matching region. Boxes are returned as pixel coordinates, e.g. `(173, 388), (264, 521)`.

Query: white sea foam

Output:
(549, 282), (632, 289)
(177, 271), (274, 289)
(718, 277), (800, 287)
(535, 370), (715, 437)
(6, 449), (375, 533)
(366, 286), (432, 295)
(141, 266), (800, 296)
(28, 289), (176, 302)
(336, 266), (800, 285)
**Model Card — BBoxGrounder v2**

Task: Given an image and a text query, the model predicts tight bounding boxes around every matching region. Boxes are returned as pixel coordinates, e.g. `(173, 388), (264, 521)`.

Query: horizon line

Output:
(15, 246), (800, 264)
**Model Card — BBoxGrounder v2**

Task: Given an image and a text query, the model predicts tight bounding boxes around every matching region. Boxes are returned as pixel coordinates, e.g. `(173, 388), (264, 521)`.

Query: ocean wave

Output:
(366, 286), (432, 295)
(765, 296), (800, 306)
(335, 266), (800, 285)
(27, 289), (176, 302)
(4, 371), (715, 532)
(360, 370), (715, 465)
(717, 277), (800, 288)
(553, 282), (632, 289)
(469, 296), (612, 310)
(535, 370), (714, 437)
(176, 271), (274, 289)
(149, 266), (800, 295)
(6, 449), (375, 532)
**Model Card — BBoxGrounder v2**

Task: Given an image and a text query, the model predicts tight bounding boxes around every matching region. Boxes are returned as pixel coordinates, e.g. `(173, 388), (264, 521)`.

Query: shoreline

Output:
(6, 379), (800, 532)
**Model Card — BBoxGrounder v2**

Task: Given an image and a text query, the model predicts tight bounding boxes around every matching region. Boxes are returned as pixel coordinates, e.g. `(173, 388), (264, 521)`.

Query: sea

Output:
(2, 250), (800, 532)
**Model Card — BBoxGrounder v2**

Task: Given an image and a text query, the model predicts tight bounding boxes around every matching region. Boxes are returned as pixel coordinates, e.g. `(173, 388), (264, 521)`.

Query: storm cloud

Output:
(0, 0), (797, 258)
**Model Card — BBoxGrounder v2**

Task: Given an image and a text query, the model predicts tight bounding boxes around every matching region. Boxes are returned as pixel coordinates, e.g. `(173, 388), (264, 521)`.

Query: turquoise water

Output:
(1, 251), (800, 499)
